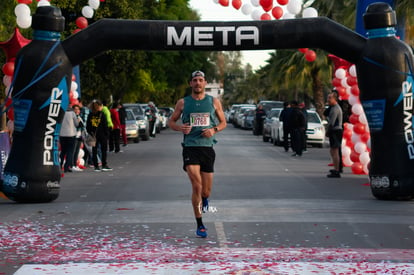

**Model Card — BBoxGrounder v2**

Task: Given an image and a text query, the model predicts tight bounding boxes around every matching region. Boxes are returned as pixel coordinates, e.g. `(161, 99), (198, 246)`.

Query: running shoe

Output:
(102, 166), (113, 171)
(196, 225), (207, 238)
(202, 197), (209, 213)
(94, 167), (101, 172)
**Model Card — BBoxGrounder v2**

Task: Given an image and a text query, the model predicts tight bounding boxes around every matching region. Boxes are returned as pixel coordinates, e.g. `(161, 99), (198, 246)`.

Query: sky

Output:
(188, 0), (273, 70)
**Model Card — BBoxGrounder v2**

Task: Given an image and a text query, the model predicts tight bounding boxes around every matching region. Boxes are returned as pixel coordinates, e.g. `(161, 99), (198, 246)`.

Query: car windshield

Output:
(126, 110), (135, 120)
(125, 105), (144, 116)
(307, 112), (321, 123)
(268, 109), (281, 118)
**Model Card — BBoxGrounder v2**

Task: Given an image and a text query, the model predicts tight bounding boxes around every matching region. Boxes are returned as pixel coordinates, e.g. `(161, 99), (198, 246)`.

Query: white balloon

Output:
(88, 0), (100, 10)
(343, 156), (353, 167)
(341, 77), (350, 88)
(72, 90), (79, 99)
(37, 0), (51, 7)
(348, 94), (359, 106)
(251, 0), (260, 7)
(302, 7), (318, 18)
(82, 6), (94, 18)
(71, 81), (78, 92)
(352, 103), (364, 115)
(282, 12), (296, 19)
(78, 149), (85, 158)
(251, 9), (262, 20)
(3, 75), (11, 87)
(359, 151), (370, 165)
(335, 68), (347, 79)
(78, 158), (85, 166)
(349, 65), (357, 77)
(16, 15), (32, 29)
(15, 4), (31, 17)
(287, 0), (302, 15)
(342, 145), (351, 157)
(359, 113), (368, 125)
(363, 164), (369, 175)
(354, 142), (367, 154)
(241, 4), (253, 15)
(351, 132), (361, 144)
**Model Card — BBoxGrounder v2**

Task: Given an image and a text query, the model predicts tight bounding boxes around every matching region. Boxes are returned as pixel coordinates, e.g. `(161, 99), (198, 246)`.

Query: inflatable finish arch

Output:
(1, 3), (413, 202)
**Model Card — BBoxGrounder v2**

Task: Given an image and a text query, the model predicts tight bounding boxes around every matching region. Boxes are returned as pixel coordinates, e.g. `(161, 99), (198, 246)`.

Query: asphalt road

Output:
(1, 126), (414, 274)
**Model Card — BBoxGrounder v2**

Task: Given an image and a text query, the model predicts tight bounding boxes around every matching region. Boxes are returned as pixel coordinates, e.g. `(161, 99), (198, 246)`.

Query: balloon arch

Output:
(0, 2), (413, 202)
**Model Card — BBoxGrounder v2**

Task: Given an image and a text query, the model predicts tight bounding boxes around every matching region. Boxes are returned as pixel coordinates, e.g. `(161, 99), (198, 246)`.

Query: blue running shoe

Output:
(202, 197), (209, 213)
(196, 225), (207, 238)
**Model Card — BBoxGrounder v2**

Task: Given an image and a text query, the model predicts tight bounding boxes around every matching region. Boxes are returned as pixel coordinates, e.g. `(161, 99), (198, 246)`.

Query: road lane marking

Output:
(214, 222), (228, 248)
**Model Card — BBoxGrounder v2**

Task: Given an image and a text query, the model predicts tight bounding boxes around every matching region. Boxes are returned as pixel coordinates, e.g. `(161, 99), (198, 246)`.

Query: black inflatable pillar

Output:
(357, 3), (414, 199)
(2, 7), (71, 202)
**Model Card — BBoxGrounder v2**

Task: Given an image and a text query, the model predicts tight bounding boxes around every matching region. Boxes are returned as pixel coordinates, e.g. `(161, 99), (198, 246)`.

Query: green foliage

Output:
(0, 0), (211, 107)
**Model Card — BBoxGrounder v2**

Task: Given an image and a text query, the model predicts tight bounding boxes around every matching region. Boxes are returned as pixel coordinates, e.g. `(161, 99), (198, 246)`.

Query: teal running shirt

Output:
(182, 95), (217, 147)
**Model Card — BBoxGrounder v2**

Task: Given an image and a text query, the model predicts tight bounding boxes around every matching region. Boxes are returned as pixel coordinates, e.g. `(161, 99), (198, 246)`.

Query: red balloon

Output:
(76, 17), (88, 29)
(219, 0), (229, 6)
(260, 0), (273, 12)
(72, 74), (76, 81)
(260, 13), (272, 20)
(353, 123), (366, 135)
(351, 85), (360, 96)
(349, 114), (359, 124)
(332, 77), (342, 87)
(336, 86), (346, 98)
(72, 28), (82, 34)
(272, 6), (284, 19)
(360, 132), (370, 143)
(351, 162), (364, 174)
(305, 50), (316, 62)
(2, 62), (14, 76)
(347, 76), (357, 86)
(298, 48), (308, 53)
(7, 107), (14, 121)
(277, 0), (289, 5)
(18, 0), (32, 3)
(343, 128), (352, 140)
(350, 151), (360, 163)
(232, 0), (242, 10)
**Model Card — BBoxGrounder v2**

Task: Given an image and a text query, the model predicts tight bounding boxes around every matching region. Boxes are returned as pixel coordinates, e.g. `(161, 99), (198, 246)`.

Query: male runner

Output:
(169, 70), (227, 238)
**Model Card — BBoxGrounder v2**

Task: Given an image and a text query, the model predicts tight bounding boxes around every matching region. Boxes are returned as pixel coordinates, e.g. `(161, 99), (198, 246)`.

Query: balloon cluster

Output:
(214, 0), (318, 62)
(332, 63), (371, 175)
(215, 0), (317, 21)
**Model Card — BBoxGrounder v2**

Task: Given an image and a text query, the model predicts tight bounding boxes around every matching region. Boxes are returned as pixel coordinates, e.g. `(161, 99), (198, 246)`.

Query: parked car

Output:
(243, 108), (256, 130)
(232, 104), (256, 127)
(123, 103), (150, 141)
(228, 104), (255, 124)
(271, 109), (326, 148)
(236, 106), (256, 129)
(262, 108), (282, 142)
(125, 109), (140, 143)
(141, 103), (162, 135)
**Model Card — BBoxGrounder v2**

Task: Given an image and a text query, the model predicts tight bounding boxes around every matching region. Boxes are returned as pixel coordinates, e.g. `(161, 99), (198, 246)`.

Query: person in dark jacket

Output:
(279, 102), (292, 152)
(86, 100), (112, 172)
(289, 101), (306, 156)
(118, 102), (128, 146)
(253, 104), (266, 135)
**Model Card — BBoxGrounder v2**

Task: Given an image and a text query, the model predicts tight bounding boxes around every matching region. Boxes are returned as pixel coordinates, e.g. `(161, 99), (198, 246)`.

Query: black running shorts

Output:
(329, 129), (343, 149)
(182, 146), (216, 173)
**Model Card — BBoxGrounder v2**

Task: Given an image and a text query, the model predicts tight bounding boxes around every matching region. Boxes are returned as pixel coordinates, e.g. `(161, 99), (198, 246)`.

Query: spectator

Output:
(118, 102), (128, 146)
(289, 101), (306, 157)
(299, 102), (308, 152)
(86, 100), (112, 172)
(279, 102), (292, 152)
(109, 102), (121, 153)
(101, 100), (113, 151)
(326, 92), (343, 178)
(254, 104), (266, 135)
(72, 104), (85, 171)
(60, 106), (79, 173)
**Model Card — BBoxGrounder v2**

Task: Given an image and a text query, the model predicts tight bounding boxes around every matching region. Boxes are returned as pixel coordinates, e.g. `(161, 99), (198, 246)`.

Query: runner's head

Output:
(190, 70), (207, 95)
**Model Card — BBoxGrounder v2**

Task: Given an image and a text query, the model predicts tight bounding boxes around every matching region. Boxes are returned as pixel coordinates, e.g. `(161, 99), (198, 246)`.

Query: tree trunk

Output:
(311, 67), (325, 118)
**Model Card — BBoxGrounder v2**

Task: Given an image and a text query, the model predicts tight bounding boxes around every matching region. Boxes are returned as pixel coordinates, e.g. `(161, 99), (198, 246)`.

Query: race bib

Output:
(190, 113), (210, 127)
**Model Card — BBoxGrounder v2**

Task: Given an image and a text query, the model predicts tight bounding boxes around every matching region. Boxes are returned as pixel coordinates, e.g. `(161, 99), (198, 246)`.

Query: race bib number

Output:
(190, 113), (210, 127)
